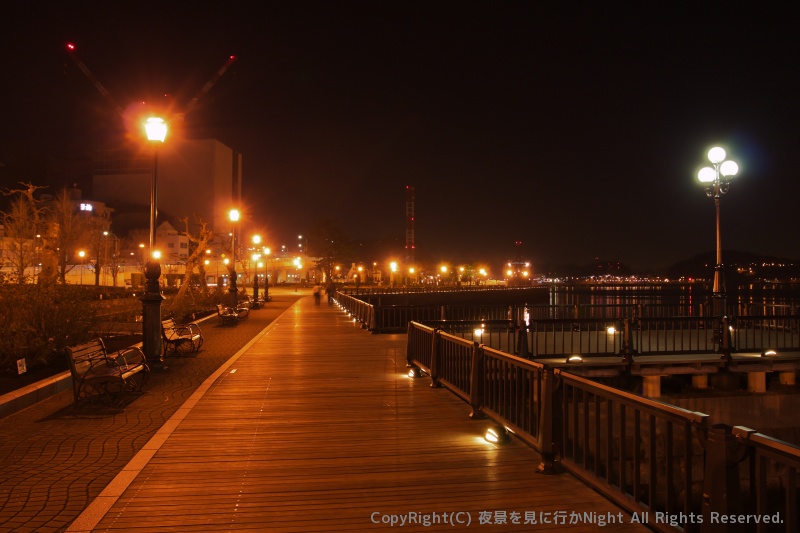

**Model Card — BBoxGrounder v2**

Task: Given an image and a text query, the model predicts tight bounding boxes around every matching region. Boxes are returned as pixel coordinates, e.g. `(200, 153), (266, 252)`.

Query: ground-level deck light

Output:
(484, 425), (510, 444)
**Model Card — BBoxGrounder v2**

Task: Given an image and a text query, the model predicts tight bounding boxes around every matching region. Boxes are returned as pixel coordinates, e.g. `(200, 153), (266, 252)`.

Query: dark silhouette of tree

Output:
(307, 219), (352, 283)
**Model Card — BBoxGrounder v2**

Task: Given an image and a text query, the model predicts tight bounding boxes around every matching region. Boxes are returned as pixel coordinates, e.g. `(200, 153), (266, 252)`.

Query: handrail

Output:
(405, 321), (800, 532)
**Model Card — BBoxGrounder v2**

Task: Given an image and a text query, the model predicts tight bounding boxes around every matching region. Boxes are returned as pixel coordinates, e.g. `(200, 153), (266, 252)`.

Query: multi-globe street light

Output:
(142, 116), (167, 365)
(697, 146), (739, 332)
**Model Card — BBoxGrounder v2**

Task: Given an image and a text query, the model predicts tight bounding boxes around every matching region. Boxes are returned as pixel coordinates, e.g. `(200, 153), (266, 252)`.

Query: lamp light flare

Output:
(720, 160), (739, 177)
(144, 117), (168, 142)
(484, 426), (510, 444)
(698, 167), (716, 183)
(708, 146), (726, 164)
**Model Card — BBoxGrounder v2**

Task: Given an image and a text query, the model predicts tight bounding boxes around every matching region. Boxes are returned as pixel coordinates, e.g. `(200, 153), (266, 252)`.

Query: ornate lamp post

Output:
(228, 209), (240, 307)
(263, 247), (270, 301)
(142, 116), (167, 365)
(251, 253), (261, 304)
(698, 146), (739, 341)
(251, 234), (261, 305)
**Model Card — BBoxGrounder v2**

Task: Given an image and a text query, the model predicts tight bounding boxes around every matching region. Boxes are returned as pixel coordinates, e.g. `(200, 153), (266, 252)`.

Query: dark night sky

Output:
(2, 2), (799, 272)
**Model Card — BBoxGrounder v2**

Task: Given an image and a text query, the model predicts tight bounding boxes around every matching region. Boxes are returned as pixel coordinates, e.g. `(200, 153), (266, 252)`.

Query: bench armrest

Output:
(84, 355), (120, 376)
(114, 346), (146, 367)
(176, 323), (202, 336)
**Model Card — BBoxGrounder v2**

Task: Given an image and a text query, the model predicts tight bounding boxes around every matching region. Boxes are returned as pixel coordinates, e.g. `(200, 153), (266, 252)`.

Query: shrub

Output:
(0, 283), (100, 374)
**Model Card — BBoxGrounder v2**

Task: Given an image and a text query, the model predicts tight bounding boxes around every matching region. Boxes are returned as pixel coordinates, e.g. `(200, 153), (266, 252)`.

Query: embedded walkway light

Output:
(142, 116), (167, 365)
(484, 425), (510, 444)
(698, 146), (739, 343)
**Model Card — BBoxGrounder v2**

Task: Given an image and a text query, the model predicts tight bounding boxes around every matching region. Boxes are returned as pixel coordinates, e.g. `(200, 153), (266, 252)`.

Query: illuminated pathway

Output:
(68, 296), (647, 532)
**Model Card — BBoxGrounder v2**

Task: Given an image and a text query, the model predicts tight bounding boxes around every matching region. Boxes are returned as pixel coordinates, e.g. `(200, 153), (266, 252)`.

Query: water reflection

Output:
(539, 282), (799, 319)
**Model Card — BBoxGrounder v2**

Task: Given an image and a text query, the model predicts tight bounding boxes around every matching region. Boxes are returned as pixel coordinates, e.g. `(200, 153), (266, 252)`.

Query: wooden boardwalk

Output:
(68, 296), (648, 532)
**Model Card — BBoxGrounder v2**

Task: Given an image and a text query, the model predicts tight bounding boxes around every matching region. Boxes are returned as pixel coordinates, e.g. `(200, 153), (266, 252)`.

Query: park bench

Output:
(65, 338), (150, 405)
(162, 317), (204, 355)
(217, 303), (240, 326)
(236, 300), (251, 318)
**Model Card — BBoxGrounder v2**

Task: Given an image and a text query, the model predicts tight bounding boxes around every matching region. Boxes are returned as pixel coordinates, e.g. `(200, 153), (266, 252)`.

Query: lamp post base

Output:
(229, 269), (238, 308)
(141, 259), (164, 366)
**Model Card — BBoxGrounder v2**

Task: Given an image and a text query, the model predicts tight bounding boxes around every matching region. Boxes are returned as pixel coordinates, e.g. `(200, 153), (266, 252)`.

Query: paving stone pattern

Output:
(0, 292), (302, 533)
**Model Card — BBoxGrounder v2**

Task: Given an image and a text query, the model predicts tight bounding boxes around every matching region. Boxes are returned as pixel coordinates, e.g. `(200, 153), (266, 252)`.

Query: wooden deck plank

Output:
(84, 297), (649, 532)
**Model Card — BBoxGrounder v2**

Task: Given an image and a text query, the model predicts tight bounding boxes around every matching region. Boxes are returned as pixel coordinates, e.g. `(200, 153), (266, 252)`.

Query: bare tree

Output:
(83, 212), (111, 286)
(172, 216), (214, 308)
(307, 218), (352, 283)
(1, 183), (46, 284)
(46, 188), (89, 284)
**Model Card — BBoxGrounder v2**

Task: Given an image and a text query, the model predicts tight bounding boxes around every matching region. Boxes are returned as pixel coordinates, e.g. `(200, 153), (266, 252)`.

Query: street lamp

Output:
(292, 257), (303, 291)
(263, 247), (271, 301)
(698, 146), (739, 335)
(228, 209), (240, 306)
(78, 250), (85, 284)
(252, 235), (261, 304)
(142, 116), (167, 365)
(251, 253), (261, 304)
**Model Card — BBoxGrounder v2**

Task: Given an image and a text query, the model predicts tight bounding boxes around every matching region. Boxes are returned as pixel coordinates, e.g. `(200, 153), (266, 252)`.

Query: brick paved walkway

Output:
(0, 290), (303, 533)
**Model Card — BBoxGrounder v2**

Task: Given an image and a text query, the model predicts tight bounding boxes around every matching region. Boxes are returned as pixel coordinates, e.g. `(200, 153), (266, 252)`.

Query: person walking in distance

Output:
(326, 281), (336, 306)
(313, 284), (321, 305)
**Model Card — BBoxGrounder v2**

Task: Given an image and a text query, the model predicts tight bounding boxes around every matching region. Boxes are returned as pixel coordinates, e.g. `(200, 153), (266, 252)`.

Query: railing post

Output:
(621, 318), (635, 363)
(719, 316), (732, 363)
(468, 341), (485, 419)
(370, 305), (378, 332)
(440, 305), (446, 321)
(702, 424), (742, 532)
(406, 322), (414, 369)
(537, 368), (562, 474)
(429, 328), (440, 388)
(517, 320), (529, 358)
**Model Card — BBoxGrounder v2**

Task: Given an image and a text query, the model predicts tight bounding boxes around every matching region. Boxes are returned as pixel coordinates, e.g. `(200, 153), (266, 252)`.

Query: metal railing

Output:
(340, 291), (800, 357)
(732, 316), (800, 351)
(728, 426), (799, 531)
(528, 319), (621, 357)
(423, 320), (517, 356)
(634, 317), (717, 355)
(405, 321), (800, 532)
(557, 371), (709, 533)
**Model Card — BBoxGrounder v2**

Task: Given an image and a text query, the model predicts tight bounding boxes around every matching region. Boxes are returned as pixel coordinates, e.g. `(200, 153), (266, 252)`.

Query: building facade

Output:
(92, 138), (242, 235)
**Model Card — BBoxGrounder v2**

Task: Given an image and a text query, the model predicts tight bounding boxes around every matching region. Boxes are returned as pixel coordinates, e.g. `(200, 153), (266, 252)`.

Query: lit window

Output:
(80, 203), (93, 211)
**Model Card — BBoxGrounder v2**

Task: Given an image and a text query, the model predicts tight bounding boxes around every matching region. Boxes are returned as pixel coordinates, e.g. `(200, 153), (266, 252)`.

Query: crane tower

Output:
(405, 185), (415, 264)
